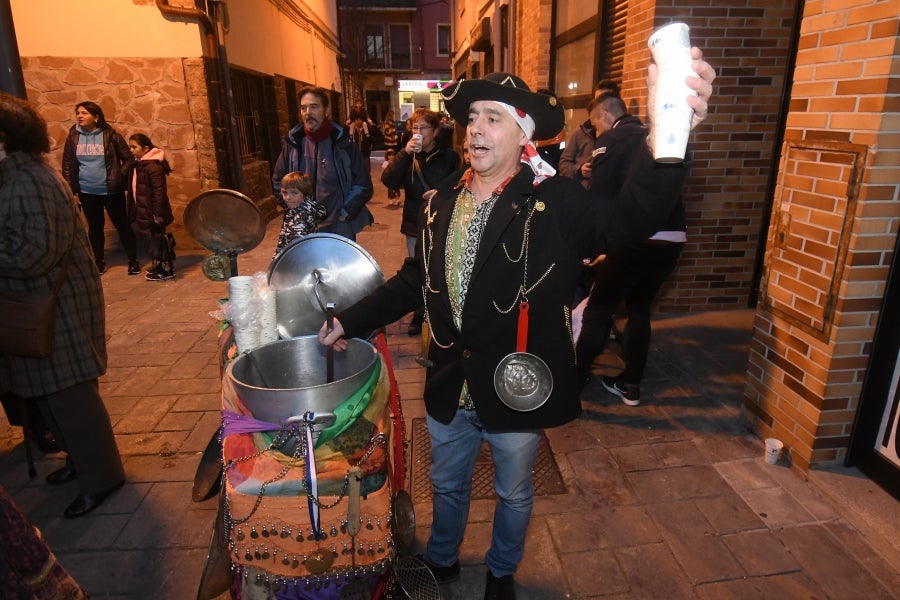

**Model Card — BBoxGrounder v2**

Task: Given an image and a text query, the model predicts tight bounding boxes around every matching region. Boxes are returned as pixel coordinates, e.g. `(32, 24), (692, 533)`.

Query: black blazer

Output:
(339, 148), (687, 430)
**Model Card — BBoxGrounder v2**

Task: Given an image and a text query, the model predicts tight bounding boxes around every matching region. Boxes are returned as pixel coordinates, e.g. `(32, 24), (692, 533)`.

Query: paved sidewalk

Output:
(2, 179), (900, 599)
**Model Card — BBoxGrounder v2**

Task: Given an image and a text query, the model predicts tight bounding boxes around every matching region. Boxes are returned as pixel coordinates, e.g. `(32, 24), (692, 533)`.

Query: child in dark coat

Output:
(274, 171), (327, 257)
(127, 133), (176, 281)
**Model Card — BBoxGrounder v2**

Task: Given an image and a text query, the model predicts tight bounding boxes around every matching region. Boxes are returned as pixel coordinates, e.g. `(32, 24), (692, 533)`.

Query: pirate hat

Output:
(441, 72), (565, 141)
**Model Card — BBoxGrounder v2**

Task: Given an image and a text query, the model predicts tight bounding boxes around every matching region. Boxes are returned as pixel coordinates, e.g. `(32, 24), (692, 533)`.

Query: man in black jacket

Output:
(320, 54), (715, 599)
(575, 91), (688, 406)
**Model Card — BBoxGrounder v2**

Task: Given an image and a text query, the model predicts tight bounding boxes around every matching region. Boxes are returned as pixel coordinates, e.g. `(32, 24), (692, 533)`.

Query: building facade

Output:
(9, 0), (344, 231)
(448, 0), (900, 497)
(337, 0), (452, 129)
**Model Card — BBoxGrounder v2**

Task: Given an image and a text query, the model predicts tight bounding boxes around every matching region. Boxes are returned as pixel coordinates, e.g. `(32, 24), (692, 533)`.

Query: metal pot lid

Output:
(183, 189), (266, 254)
(267, 233), (385, 338)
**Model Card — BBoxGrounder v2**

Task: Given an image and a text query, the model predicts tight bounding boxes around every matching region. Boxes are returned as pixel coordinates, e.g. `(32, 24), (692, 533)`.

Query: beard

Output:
(304, 117), (320, 132)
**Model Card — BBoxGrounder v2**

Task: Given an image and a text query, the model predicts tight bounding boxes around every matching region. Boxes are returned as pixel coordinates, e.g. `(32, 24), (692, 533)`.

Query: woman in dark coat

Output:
(61, 101), (139, 276)
(127, 133), (175, 280)
(381, 108), (460, 334)
(0, 92), (125, 519)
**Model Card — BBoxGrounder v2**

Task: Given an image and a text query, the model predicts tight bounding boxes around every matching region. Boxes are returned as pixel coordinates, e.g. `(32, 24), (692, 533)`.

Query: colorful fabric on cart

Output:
(222, 353), (391, 498)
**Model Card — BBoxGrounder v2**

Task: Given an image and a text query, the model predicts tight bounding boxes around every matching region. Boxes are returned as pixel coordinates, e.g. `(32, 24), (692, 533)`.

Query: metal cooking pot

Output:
(226, 335), (378, 425)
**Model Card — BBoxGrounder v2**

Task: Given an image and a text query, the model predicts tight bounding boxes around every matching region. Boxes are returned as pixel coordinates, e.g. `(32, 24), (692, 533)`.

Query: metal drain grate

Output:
(409, 418), (567, 504)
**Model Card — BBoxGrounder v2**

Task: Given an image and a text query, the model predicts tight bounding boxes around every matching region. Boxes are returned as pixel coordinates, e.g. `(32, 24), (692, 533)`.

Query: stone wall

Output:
(22, 55), (218, 251)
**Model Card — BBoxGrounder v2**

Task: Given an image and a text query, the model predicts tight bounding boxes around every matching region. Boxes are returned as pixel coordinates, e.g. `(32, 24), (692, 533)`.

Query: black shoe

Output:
(484, 570), (515, 600)
(601, 375), (641, 406)
(96, 260), (106, 275)
(46, 465), (78, 484)
(127, 260), (141, 275)
(63, 481), (124, 518)
(417, 554), (460, 584)
(146, 267), (175, 281)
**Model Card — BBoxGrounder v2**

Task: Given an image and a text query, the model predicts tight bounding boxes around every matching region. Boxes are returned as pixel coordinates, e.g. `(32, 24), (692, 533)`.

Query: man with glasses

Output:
(271, 86), (373, 240)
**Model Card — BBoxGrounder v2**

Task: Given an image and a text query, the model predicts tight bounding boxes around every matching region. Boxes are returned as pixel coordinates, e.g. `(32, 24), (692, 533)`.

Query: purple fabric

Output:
(221, 409), (283, 436)
(232, 565), (382, 599)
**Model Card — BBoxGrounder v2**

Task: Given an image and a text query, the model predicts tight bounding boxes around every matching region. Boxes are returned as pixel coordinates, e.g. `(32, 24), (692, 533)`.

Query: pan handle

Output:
(326, 303), (335, 383)
(312, 270), (328, 312)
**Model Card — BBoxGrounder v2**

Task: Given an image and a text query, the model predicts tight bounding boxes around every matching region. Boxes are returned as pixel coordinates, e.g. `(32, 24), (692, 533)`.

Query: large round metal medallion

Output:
(268, 233), (385, 338)
(201, 253), (231, 281)
(494, 352), (553, 412)
(183, 189), (266, 254)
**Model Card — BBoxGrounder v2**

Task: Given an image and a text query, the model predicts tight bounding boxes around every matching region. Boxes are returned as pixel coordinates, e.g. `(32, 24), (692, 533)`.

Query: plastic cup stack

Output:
(228, 275), (260, 353)
(258, 290), (278, 345)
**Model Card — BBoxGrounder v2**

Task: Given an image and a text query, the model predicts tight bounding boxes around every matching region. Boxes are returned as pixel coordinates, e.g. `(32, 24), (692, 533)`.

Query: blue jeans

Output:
(424, 409), (540, 577)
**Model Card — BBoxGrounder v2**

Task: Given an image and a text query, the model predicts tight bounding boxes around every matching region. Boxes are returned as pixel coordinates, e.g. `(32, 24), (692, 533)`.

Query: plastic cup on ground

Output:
(647, 22), (697, 162)
(764, 437), (784, 464)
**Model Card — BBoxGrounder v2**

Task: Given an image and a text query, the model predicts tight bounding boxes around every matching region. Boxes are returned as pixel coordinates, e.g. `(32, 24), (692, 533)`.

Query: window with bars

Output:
(366, 25), (386, 69)
(364, 23), (411, 70)
(231, 69), (267, 162)
(552, 0), (627, 107)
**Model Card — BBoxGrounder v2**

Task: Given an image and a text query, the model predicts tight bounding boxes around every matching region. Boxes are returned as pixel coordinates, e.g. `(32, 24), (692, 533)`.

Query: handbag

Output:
(150, 227), (177, 262)
(0, 217), (76, 358)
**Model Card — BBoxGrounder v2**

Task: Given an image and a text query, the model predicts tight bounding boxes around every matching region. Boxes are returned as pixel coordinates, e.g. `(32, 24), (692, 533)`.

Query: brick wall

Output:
(646, 2), (799, 313)
(515, 0), (797, 314)
(514, 0), (554, 91)
(742, 0), (900, 471)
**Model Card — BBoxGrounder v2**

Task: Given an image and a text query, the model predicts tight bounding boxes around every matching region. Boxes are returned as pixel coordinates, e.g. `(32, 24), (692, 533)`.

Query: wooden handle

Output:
(347, 465), (361, 536)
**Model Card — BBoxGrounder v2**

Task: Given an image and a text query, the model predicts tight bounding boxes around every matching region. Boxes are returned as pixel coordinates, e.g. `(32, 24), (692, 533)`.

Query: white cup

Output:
(764, 437), (784, 464)
(648, 22), (697, 162)
(258, 292), (278, 345)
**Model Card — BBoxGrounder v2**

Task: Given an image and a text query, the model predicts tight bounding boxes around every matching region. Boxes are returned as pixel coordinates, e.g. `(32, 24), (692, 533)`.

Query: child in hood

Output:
(274, 171), (327, 257)
(127, 133), (176, 280)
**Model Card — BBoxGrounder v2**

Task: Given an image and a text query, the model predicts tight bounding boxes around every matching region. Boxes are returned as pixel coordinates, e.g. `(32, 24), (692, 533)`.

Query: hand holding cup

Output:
(406, 133), (423, 154)
(647, 22), (697, 162)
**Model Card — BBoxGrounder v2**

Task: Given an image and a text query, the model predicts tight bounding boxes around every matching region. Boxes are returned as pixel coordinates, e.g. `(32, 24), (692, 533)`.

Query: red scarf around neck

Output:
(307, 119), (333, 143)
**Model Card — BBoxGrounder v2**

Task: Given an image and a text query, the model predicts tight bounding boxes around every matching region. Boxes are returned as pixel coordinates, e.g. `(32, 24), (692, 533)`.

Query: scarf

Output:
(306, 119), (333, 143)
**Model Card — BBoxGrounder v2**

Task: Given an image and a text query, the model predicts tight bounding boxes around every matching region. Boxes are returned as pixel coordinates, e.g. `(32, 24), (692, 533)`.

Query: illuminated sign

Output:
(397, 80), (450, 91)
